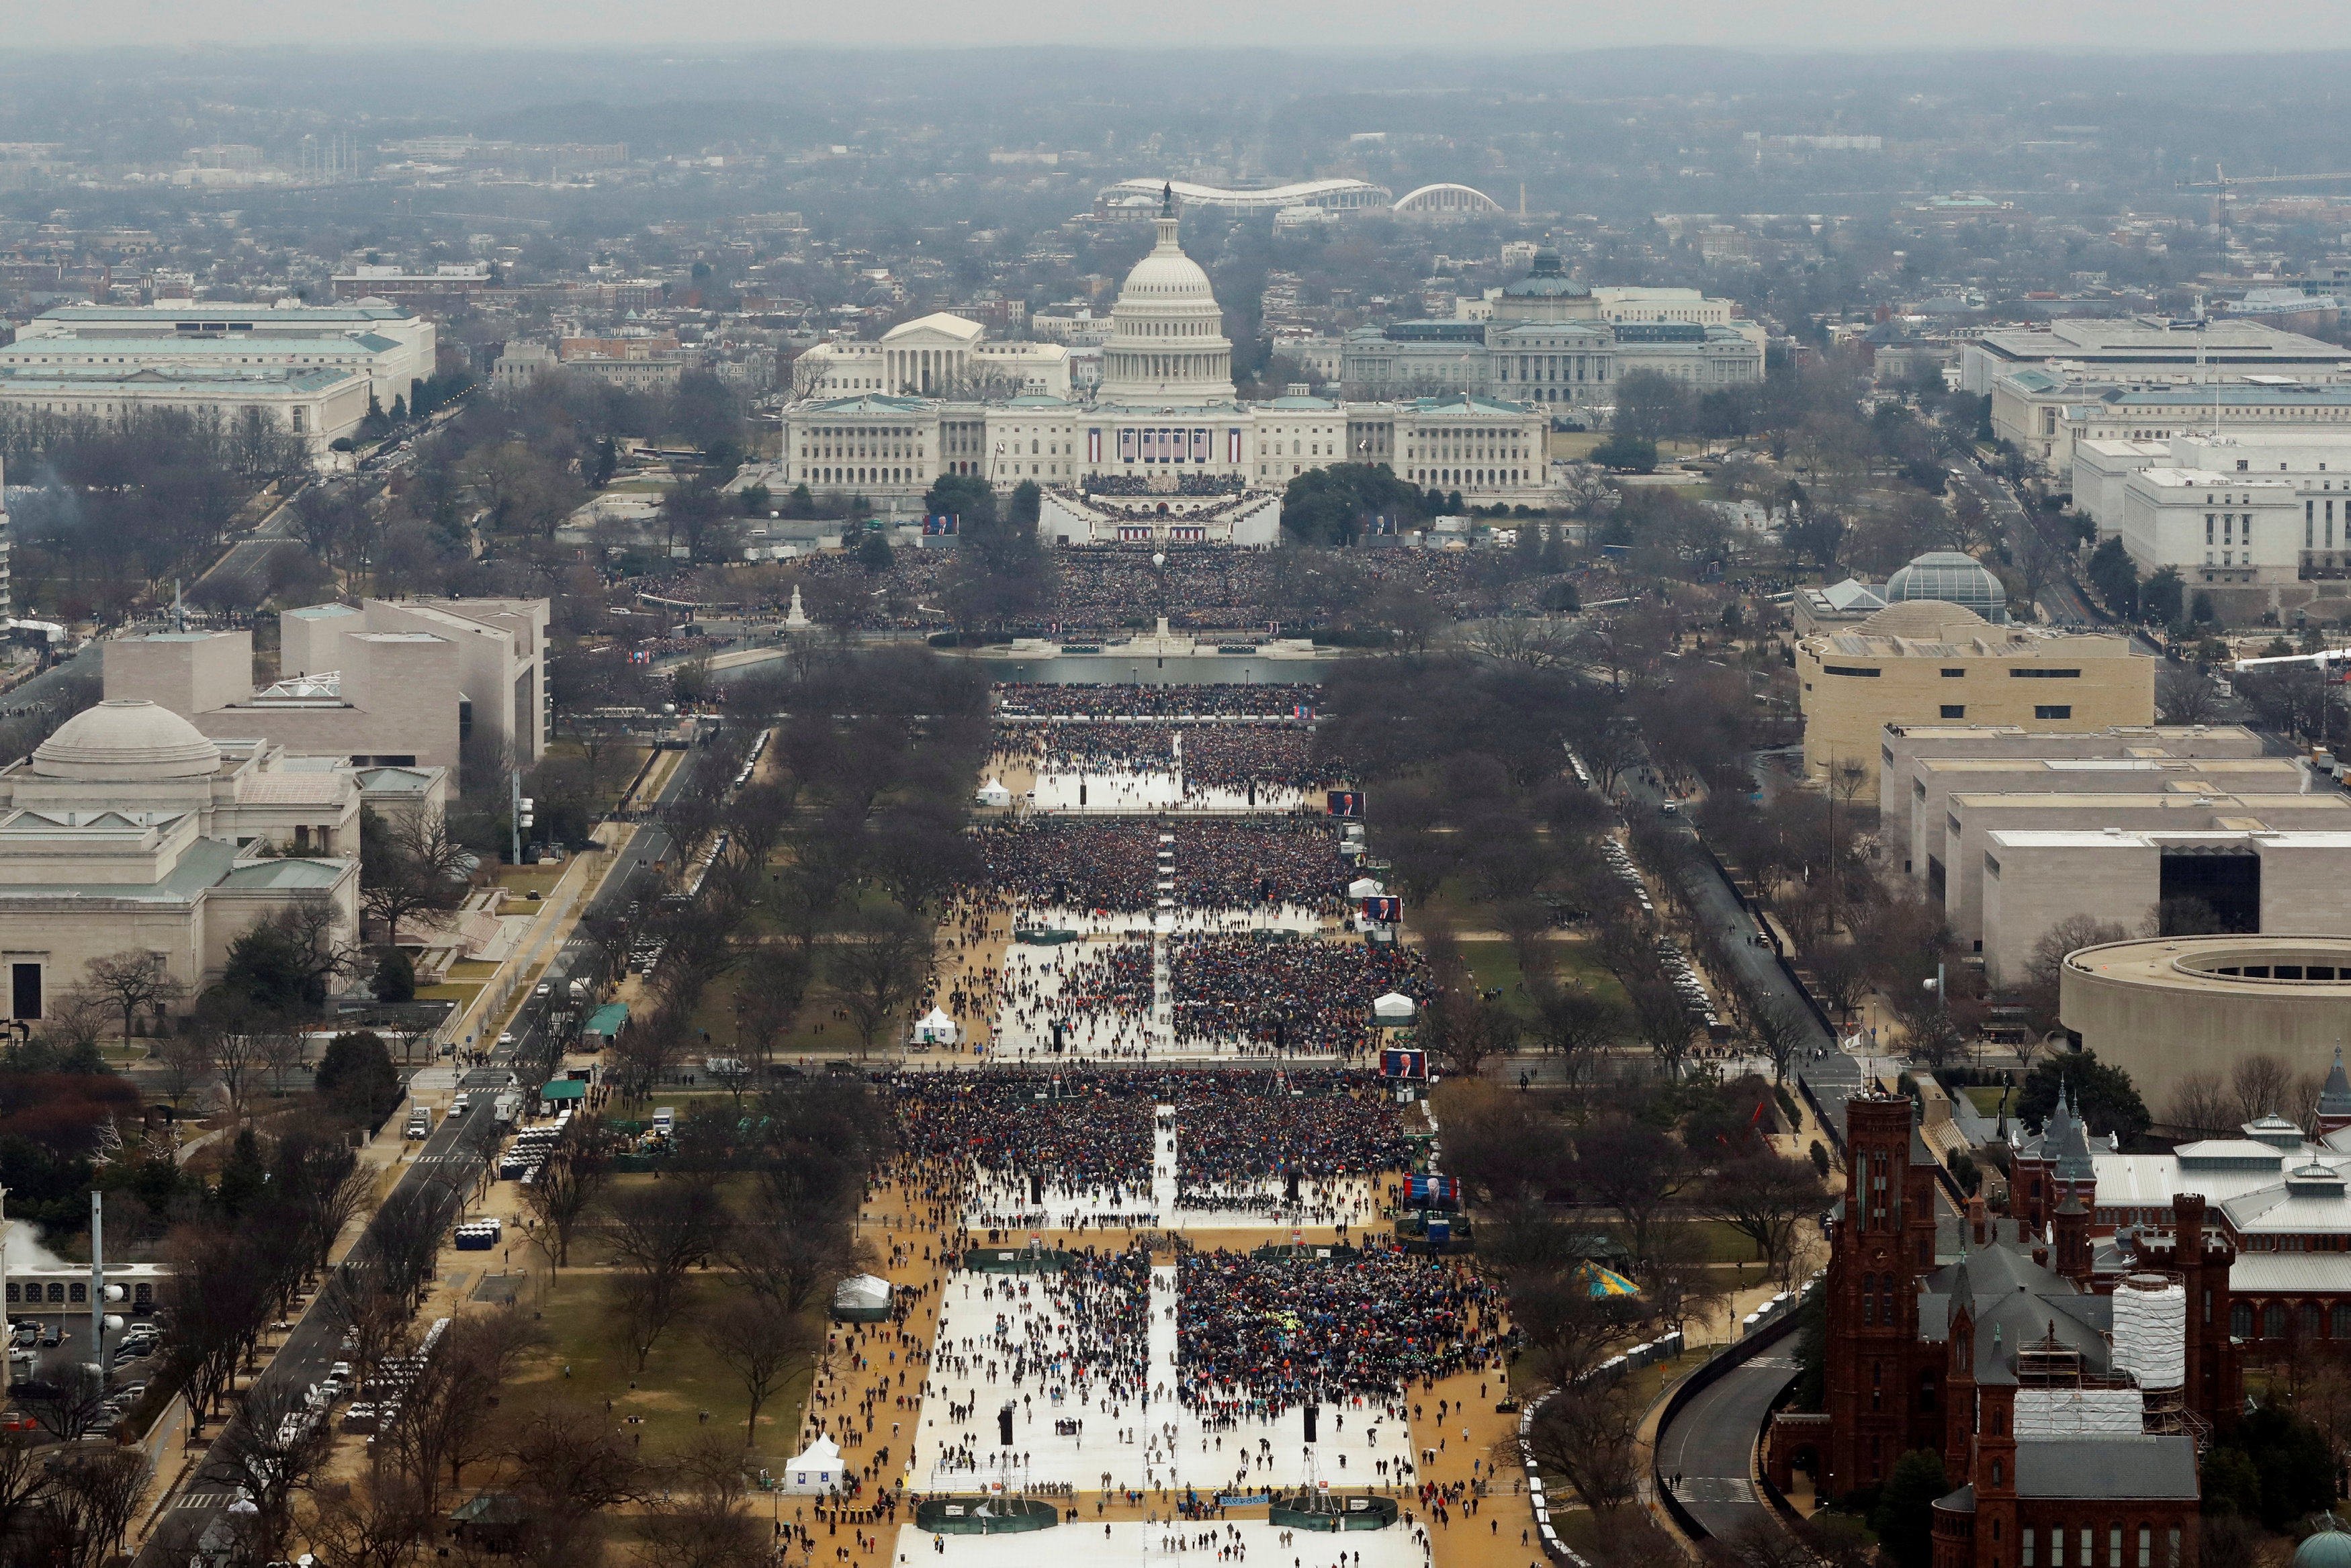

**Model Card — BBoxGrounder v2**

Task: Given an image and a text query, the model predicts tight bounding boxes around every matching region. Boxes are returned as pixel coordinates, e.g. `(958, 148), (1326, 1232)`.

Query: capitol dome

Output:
(1096, 186), (1235, 408)
(33, 699), (223, 781)
(1883, 551), (2010, 622)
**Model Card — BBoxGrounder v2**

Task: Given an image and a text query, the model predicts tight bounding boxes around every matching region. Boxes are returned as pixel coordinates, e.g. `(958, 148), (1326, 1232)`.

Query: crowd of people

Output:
(992, 683), (1323, 719)
(993, 941), (1158, 1058)
(1176, 1248), (1495, 1416)
(1173, 1070), (1413, 1189)
(926, 1244), (1154, 1477)
(990, 723), (1339, 800)
(1169, 935), (1432, 1060)
(788, 545), (1482, 633)
(969, 819), (1349, 914)
(891, 1070), (1157, 1197)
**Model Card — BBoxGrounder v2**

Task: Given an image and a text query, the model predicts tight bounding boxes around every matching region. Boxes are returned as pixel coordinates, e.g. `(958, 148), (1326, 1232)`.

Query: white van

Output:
(651, 1107), (676, 1136)
(404, 1107), (433, 1140)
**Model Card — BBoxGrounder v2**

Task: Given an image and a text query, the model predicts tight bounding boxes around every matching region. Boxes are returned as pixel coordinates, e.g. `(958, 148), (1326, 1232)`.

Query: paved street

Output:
(134, 742), (701, 1562)
(1654, 1352), (1802, 1540)
(1613, 765), (1864, 1140)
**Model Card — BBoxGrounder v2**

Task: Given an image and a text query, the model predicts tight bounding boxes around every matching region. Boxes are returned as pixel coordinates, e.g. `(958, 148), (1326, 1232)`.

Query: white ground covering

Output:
(1028, 768), (1310, 816)
(988, 923), (1326, 1063)
(891, 1520), (1429, 1568)
(963, 1107), (1380, 1233)
(915, 1264), (1419, 1493)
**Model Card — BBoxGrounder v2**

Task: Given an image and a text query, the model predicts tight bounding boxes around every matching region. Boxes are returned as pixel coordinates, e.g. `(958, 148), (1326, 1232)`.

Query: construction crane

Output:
(2180, 160), (2351, 191)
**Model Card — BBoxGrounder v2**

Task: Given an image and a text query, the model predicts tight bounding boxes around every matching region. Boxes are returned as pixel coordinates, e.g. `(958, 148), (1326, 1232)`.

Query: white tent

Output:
(913, 1007), (961, 1046)
(1372, 992), (1417, 1022)
(1347, 876), (1386, 899)
(832, 1273), (893, 1320)
(781, 1433), (844, 1494)
(975, 778), (1013, 809)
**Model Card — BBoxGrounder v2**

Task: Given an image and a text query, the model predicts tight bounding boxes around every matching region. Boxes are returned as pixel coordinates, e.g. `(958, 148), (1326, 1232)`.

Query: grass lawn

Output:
(1458, 939), (1630, 1014)
(416, 981), (484, 1007)
(495, 864), (566, 901)
(1962, 1085), (2012, 1117)
(511, 1269), (819, 1468)
(682, 964), (877, 1064)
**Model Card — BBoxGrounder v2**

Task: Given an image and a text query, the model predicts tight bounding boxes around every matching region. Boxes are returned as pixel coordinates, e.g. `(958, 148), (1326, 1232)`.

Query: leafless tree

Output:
(36, 987), (112, 1058)
(603, 1181), (725, 1369)
(1638, 1221), (1734, 1342)
(702, 1290), (817, 1444)
(828, 913), (934, 1057)
(1526, 1382), (1643, 1514)
(82, 949), (187, 1048)
(154, 1031), (217, 1114)
(2162, 1071), (2237, 1138)
(504, 1399), (644, 1562)
(210, 1025), (267, 1120)
(261, 1028), (310, 1097)
(300, 1464), (438, 1568)
(2231, 1052), (2299, 1125)
(1705, 1152), (1826, 1285)
(1469, 616), (1580, 668)
(43, 1446), (150, 1568)
(373, 1177), (467, 1307)
(2158, 661), (2221, 726)
(388, 1309), (543, 1509)
(216, 1383), (337, 1560)
(519, 1138), (610, 1269)
(22, 1363), (110, 1443)
(1524, 976), (1621, 1085)
(359, 806), (474, 945)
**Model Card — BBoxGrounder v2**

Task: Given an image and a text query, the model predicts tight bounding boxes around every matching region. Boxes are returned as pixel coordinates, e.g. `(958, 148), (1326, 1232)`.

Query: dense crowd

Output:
(1177, 1248), (1493, 1414)
(791, 545), (1481, 633)
(891, 1070), (1157, 1197)
(1178, 728), (1340, 794)
(969, 819), (1349, 913)
(993, 683), (1323, 719)
(991, 722), (1338, 798)
(1169, 935), (1432, 1059)
(1173, 1069), (1413, 1189)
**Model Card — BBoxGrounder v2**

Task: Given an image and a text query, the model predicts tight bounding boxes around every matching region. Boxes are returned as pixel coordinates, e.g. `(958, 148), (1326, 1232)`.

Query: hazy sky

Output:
(15, 0), (2350, 52)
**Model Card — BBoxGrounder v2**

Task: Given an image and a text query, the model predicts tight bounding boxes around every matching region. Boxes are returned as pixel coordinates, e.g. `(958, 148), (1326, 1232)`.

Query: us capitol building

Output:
(769, 192), (1552, 545)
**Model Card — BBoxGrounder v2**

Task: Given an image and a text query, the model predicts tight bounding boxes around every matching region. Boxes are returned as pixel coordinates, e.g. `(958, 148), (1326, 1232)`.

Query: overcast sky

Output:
(14, 0), (2349, 52)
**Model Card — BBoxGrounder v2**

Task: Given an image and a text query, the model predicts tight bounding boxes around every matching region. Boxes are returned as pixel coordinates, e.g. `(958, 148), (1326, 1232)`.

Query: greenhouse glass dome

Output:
(1882, 551), (2009, 622)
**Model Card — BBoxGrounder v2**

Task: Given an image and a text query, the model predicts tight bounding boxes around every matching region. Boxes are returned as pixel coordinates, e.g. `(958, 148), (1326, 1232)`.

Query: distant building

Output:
(7, 299), (435, 408)
(0, 701), (370, 1026)
(1998, 371), (2351, 473)
(1763, 1090), (2227, 1545)
(1340, 251), (1763, 404)
(328, 262), (492, 306)
(1963, 316), (2351, 399)
(791, 313), (1072, 401)
(105, 598), (547, 784)
(0, 365), (369, 463)
(2075, 430), (2351, 589)
(777, 201), (1552, 516)
(1094, 177), (1392, 217)
(1797, 593), (2154, 784)
(2064, 937), (2351, 1132)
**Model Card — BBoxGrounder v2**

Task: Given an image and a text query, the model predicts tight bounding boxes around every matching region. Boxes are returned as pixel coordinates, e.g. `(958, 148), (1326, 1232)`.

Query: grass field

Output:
(509, 1269), (820, 1469)
(1457, 939), (1630, 1013)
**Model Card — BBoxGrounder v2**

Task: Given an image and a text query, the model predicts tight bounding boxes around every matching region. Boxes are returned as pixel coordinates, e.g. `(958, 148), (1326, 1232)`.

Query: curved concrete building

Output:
(2060, 935), (2351, 1113)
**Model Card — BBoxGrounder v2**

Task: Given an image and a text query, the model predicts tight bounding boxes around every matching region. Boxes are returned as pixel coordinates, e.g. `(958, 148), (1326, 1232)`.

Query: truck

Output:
(404, 1106), (433, 1140)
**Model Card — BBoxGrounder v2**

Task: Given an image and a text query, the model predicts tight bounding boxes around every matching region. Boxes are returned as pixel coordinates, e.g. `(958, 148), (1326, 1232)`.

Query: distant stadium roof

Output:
(1099, 177), (1392, 214)
(1393, 183), (1506, 218)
